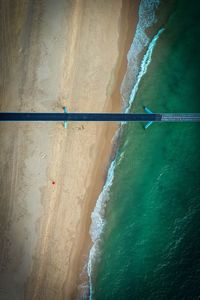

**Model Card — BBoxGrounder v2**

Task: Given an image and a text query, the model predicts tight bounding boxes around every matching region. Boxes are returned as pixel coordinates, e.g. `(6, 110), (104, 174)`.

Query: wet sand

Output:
(0, 1), (139, 299)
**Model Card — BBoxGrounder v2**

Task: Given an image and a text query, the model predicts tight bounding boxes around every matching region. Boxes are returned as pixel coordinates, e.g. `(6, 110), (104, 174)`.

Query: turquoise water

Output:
(93, 0), (200, 299)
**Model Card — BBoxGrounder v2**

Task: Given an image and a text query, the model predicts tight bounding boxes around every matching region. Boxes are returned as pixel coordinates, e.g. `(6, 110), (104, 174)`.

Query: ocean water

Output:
(90, 0), (200, 299)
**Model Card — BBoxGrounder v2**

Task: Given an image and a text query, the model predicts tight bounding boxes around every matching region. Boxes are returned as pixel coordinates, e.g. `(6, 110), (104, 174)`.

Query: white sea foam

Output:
(86, 1), (164, 299)
(87, 158), (117, 299)
(121, 0), (161, 107)
(125, 27), (164, 113)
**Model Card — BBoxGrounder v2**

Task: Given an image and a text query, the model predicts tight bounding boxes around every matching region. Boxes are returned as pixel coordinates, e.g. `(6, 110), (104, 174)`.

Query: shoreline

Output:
(87, 1), (177, 297)
(82, 1), (176, 297)
(74, 0), (141, 298)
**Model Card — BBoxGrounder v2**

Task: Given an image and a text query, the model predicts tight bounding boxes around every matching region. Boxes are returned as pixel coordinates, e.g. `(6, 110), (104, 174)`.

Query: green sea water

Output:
(93, 0), (200, 299)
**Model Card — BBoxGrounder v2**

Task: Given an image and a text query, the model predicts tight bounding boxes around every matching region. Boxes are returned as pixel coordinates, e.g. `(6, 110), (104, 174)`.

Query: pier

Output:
(0, 112), (200, 122)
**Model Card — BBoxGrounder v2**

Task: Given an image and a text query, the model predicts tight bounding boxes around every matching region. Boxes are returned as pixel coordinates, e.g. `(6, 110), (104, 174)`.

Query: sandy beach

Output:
(0, 1), (139, 299)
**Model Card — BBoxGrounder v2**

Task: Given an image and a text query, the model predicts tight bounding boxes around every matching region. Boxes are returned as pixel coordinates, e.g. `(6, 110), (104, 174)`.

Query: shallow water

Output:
(93, 0), (200, 299)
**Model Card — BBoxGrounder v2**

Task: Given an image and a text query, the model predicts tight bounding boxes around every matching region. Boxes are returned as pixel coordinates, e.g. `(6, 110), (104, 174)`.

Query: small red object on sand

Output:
(52, 181), (56, 185)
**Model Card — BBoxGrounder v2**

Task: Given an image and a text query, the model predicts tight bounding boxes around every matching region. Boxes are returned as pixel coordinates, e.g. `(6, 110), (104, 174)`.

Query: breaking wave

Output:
(87, 158), (117, 299)
(121, 0), (160, 107)
(125, 27), (164, 113)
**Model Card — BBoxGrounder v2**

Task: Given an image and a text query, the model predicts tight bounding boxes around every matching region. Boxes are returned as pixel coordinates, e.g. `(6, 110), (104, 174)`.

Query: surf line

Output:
(87, 27), (165, 300)
(125, 27), (165, 113)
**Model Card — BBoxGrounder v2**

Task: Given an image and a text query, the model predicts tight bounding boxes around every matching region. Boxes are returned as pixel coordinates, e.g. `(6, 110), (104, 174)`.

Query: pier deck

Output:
(0, 113), (200, 122)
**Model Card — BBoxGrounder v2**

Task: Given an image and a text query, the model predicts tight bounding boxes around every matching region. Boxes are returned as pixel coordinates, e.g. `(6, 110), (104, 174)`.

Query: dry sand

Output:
(0, 1), (139, 299)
